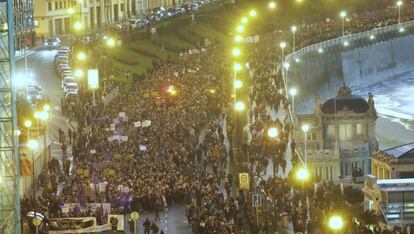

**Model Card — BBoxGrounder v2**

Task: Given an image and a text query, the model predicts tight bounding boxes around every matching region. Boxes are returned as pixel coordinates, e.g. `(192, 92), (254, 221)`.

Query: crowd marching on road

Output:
(20, 1), (414, 233)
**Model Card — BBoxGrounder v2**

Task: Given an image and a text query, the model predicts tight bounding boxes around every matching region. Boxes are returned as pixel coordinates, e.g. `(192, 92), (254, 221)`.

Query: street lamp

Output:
(232, 48), (241, 57)
(241, 17), (248, 24)
(43, 104), (50, 112)
(77, 52), (87, 61)
(233, 63), (242, 72)
(396, 0), (403, 24)
(74, 21), (82, 31)
(234, 101), (245, 111)
(289, 88), (297, 114)
(340, 11), (347, 37)
(301, 124), (310, 165)
(267, 127), (278, 138)
(25, 120), (32, 140)
(268, 1), (276, 9)
(328, 215), (344, 231)
(68, 7), (75, 14)
(280, 41), (286, 63)
(296, 167), (310, 181)
(74, 69), (84, 78)
(234, 80), (243, 89)
(249, 9), (257, 17)
(235, 35), (243, 43)
(291, 25), (297, 53)
(27, 139), (38, 204)
(106, 38), (116, 47)
(236, 25), (244, 33)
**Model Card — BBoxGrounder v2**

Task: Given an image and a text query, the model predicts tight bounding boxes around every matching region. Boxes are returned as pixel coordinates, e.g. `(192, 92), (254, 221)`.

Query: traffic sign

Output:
(32, 217), (42, 226)
(130, 211), (140, 221)
(252, 193), (261, 207)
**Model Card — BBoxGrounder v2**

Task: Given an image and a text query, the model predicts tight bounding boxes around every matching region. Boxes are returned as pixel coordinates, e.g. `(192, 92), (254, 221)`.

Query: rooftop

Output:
(384, 142), (414, 159)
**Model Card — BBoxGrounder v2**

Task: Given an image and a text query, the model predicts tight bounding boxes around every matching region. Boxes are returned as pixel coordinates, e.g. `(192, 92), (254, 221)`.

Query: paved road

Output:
(16, 48), (193, 234)
(16, 48), (71, 139)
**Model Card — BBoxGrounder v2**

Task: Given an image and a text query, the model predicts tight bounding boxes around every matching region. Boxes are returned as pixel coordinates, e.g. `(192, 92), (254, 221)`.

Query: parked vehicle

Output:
(44, 37), (61, 49)
(63, 82), (78, 94)
(61, 76), (76, 88)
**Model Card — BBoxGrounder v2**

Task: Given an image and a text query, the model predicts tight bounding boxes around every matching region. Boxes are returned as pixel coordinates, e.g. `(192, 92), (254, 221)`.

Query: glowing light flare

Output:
(249, 10), (257, 17)
(289, 88), (297, 96)
(267, 127), (278, 138)
(301, 124), (310, 133)
(232, 48), (241, 57)
(24, 120), (32, 128)
(241, 17), (248, 24)
(234, 101), (245, 111)
(329, 216), (344, 230)
(234, 80), (242, 89)
(27, 139), (38, 150)
(268, 2), (276, 9)
(296, 167), (310, 181)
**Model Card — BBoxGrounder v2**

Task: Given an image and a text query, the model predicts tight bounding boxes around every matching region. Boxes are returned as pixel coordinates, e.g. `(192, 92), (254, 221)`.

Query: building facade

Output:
(34, 0), (180, 37)
(14, 0), (36, 50)
(371, 142), (414, 180)
(296, 85), (378, 180)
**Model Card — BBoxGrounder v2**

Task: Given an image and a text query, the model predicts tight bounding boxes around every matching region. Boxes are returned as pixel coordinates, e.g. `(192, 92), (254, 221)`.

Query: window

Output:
(339, 124), (353, 141)
(48, 2), (52, 10)
(356, 123), (364, 136)
(64, 0), (67, 8)
(59, 1), (62, 8)
(325, 167), (329, 180)
(327, 124), (335, 139)
(55, 2), (58, 9)
(307, 132), (317, 141)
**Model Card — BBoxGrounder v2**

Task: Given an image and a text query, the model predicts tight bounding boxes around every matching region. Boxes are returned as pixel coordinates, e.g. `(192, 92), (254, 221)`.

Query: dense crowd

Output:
(20, 2), (414, 234)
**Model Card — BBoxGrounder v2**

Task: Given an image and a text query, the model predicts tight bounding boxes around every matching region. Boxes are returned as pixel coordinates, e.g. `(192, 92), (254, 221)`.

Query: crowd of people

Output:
(20, 1), (414, 233)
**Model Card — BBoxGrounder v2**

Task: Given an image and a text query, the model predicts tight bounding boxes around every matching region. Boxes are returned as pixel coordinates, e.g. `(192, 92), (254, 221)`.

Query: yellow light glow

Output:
(289, 88), (297, 96)
(249, 10), (257, 17)
(396, 0), (403, 7)
(34, 112), (40, 119)
(74, 21), (82, 31)
(301, 124), (309, 133)
(280, 41), (286, 49)
(267, 127), (278, 138)
(235, 35), (243, 43)
(234, 101), (245, 111)
(68, 7), (75, 14)
(74, 69), (84, 78)
(43, 104), (50, 112)
(236, 25), (244, 33)
(340, 11), (347, 18)
(39, 111), (49, 121)
(233, 63), (242, 71)
(241, 17), (248, 24)
(77, 52), (86, 61)
(24, 120), (32, 128)
(329, 216), (344, 230)
(106, 38), (115, 47)
(209, 89), (215, 94)
(268, 1), (276, 9)
(291, 25), (297, 33)
(232, 48), (241, 57)
(27, 139), (38, 150)
(234, 80), (242, 89)
(296, 167), (310, 181)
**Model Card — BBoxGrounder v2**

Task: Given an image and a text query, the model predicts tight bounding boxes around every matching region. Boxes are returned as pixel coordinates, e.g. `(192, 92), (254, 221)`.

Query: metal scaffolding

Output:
(0, 0), (21, 232)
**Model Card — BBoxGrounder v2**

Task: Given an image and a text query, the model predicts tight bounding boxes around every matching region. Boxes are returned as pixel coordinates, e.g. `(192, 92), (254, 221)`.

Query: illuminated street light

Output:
(106, 38), (116, 47)
(77, 52), (86, 61)
(291, 25), (297, 52)
(74, 69), (84, 78)
(34, 112), (40, 119)
(39, 111), (49, 121)
(295, 58), (300, 63)
(268, 1), (276, 9)
(236, 25), (244, 33)
(328, 215), (344, 230)
(296, 167), (310, 181)
(232, 48), (241, 57)
(68, 7), (75, 14)
(24, 120), (32, 128)
(267, 127), (278, 138)
(233, 63), (242, 71)
(241, 17), (248, 24)
(343, 40), (349, 47)
(27, 139), (38, 150)
(249, 10), (257, 17)
(235, 35), (243, 43)
(397, 0), (403, 24)
(74, 21), (82, 31)
(43, 104), (50, 112)
(209, 89), (216, 94)
(302, 124), (310, 164)
(318, 48), (324, 53)
(283, 62), (290, 70)
(234, 80), (242, 89)
(234, 101), (245, 111)
(369, 34), (375, 40)
(399, 27), (405, 32)
(340, 11), (347, 37)
(279, 41), (286, 49)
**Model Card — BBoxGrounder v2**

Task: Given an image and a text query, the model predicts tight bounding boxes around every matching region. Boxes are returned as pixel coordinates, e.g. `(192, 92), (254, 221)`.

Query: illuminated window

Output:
(356, 123), (364, 136)
(327, 124), (335, 139)
(339, 124), (353, 141)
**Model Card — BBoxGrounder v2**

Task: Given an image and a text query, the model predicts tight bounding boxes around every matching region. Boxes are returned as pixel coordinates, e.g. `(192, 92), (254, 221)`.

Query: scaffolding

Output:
(0, 0), (21, 232)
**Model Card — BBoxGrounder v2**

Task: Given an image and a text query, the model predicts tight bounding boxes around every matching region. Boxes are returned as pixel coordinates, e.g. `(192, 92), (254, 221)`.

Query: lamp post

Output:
(301, 124), (309, 165)
(27, 139), (38, 200)
(296, 166), (310, 223)
(24, 120), (32, 140)
(396, 0), (403, 24)
(291, 25), (297, 53)
(268, 127), (279, 176)
(39, 111), (49, 167)
(289, 88), (297, 115)
(328, 215), (344, 233)
(340, 11), (347, 37)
